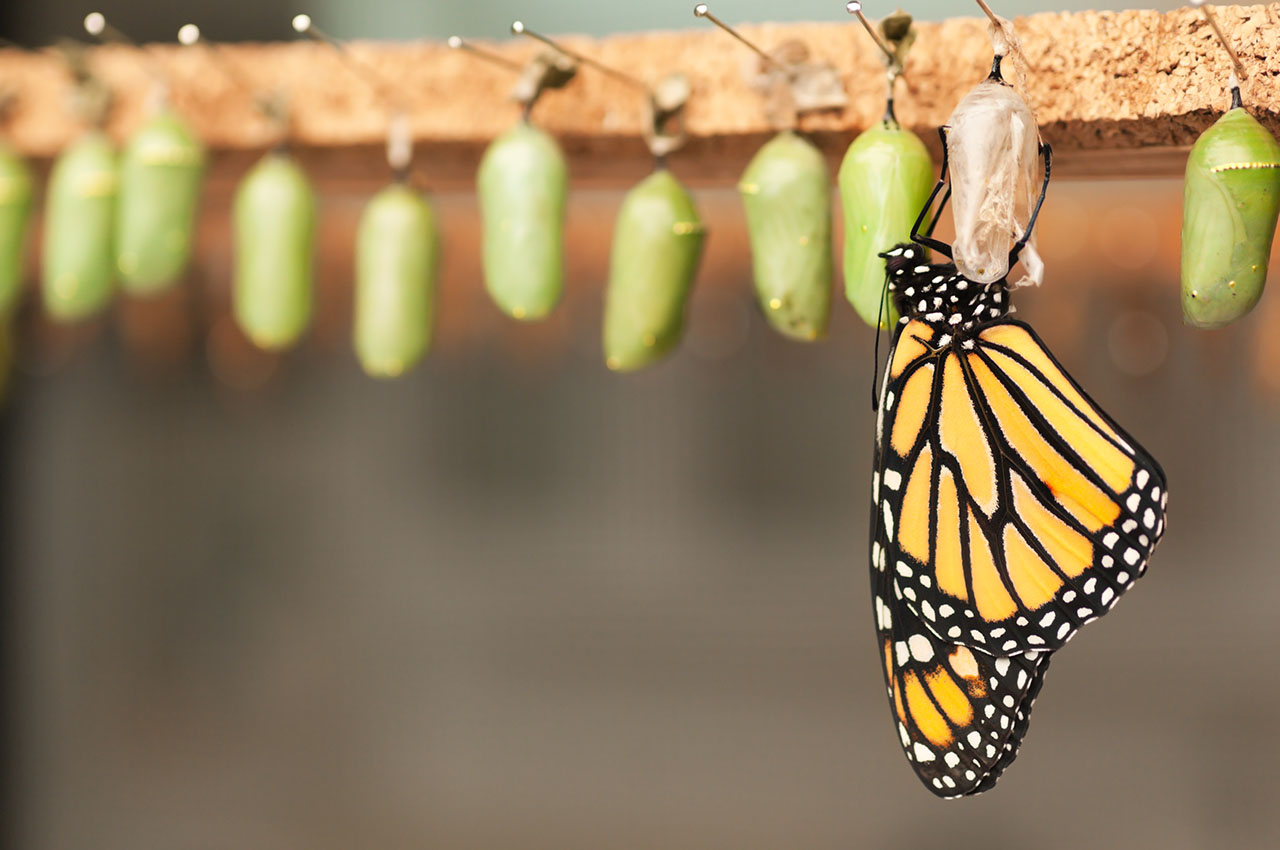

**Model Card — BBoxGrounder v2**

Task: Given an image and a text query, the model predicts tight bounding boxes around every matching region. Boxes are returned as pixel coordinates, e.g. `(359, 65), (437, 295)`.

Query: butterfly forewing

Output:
(874, 316), (1167, 659)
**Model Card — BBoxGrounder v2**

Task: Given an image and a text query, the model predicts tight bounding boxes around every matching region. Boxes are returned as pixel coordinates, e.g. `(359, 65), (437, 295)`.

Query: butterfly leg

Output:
(1008, 141), (1053, 268)
(910, 127), (954, 258)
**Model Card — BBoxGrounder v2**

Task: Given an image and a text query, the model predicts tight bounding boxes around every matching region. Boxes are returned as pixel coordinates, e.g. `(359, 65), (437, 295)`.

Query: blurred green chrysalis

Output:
(1181, 86), (1280, 329)
(0, 143), (33, 315)
(42, 130), (118, 322)
(838, 118), (934, 329)
(233, 152), (316, 350)
(603, 169), (705, 372)
(354, 182), (440, 378)
(116, 108), (206, 293)
(477, 120), (567, 321)
(739, 130), (832, 341)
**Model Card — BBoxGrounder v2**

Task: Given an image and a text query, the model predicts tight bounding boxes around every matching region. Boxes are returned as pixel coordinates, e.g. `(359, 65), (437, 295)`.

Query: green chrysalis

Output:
(0, 143), (33, 315)
(353, 182), (440, 378)
(739, 130), (833, 341)
(116, 108), (206, 293)
(42, 130), (118, 322)
(603, 169), (705, 372)
(233, 152), (316, 350)
(1181, 90), (1280, 330)
(838, 120), (934, 329)
(477, 121), (567, 321)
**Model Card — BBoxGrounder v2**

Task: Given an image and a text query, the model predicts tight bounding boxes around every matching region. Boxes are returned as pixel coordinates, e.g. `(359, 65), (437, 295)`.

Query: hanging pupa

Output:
(41, 39), (118, 322)
(116, 104), (206, 293)
(43, 130), (118, 322)
(467, 30), (575, 321)
(839, 6), (934, 329)
(943, 8), (1044, 287)
(477, 121), (567, 320)
(600, 69), (703, 370)
(1180, 3), (1280, 329)
(0, 138), (33, 316)
(740, 132), (832, 341)
(352, 108), (439, 377)
(291, 14), (443, 375)
(173, 22), (316, 351)
(233, 149), (316, 350)
(355, 179), (439, 375)
(603, 167), (706, 371)
(695, 5), (844, 341)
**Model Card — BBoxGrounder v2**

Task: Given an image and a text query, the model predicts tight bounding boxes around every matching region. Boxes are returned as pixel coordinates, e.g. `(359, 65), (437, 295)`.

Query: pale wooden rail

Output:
(1, 4), (1278, 188)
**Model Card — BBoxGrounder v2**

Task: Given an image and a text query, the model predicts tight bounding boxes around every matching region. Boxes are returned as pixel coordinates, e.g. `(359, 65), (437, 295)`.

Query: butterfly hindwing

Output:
(875, 317), (1167, 657)
(872, 504), (1050, 798)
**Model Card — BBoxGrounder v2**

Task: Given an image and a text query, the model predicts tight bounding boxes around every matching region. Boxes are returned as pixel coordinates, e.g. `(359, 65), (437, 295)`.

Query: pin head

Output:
(83, 12), (106, 37)
(177, 24), (200, 46)
(511, 21), (526, 35)
(694, 4), (709, 16)
(447, 36), (463, 49)
(846, 2), (862, 13)
(291, 14), (312, 34)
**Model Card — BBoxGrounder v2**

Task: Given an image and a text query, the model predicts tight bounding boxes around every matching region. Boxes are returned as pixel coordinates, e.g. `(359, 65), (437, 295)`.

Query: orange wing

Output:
(871, 528), (1050, 797)
(873, 318), (1167, 657)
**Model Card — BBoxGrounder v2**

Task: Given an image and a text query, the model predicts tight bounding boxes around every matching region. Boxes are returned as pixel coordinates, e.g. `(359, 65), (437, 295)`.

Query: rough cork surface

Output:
(1, 5), (1277, 185)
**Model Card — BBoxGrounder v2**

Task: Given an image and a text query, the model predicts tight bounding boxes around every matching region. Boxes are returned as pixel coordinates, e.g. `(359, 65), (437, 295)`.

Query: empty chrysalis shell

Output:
(945, 78), (1042, 286)
(233, 153), (316, 350)
(839, 119), (934, 328)
(1181, 101), (1280, 329)
(603, 169), (706, 372)
(739, 130), (833, 341)
(42, 130), (118, 322)
(116, 108), (206, 293)
(477, 121), (568, 321)
(354, 183), (440, 378)
(0, 143), (34, 315)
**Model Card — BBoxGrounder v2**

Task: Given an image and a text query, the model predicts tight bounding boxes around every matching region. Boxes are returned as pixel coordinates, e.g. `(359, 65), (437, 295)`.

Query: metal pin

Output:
(447, 35), (524, 73)
(176, 24), (256, 98)
(83, 11), (134, 45)
(693, 5), (787, 72)
(1191, 0), (1248, 79)
(845, 2), (896, 64)
(511, 21), (649, 92)
(292, 14), (404, 111)
(84, 10), (168, 89)
(178, 23), (289, 129)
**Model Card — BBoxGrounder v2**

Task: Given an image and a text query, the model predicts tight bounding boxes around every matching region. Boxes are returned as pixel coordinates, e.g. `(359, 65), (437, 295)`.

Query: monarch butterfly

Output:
(870, 135), (1168, 797)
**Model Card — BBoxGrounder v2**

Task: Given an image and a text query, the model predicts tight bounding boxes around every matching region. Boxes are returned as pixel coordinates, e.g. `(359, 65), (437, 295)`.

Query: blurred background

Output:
(5, 1), (1280, 849)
